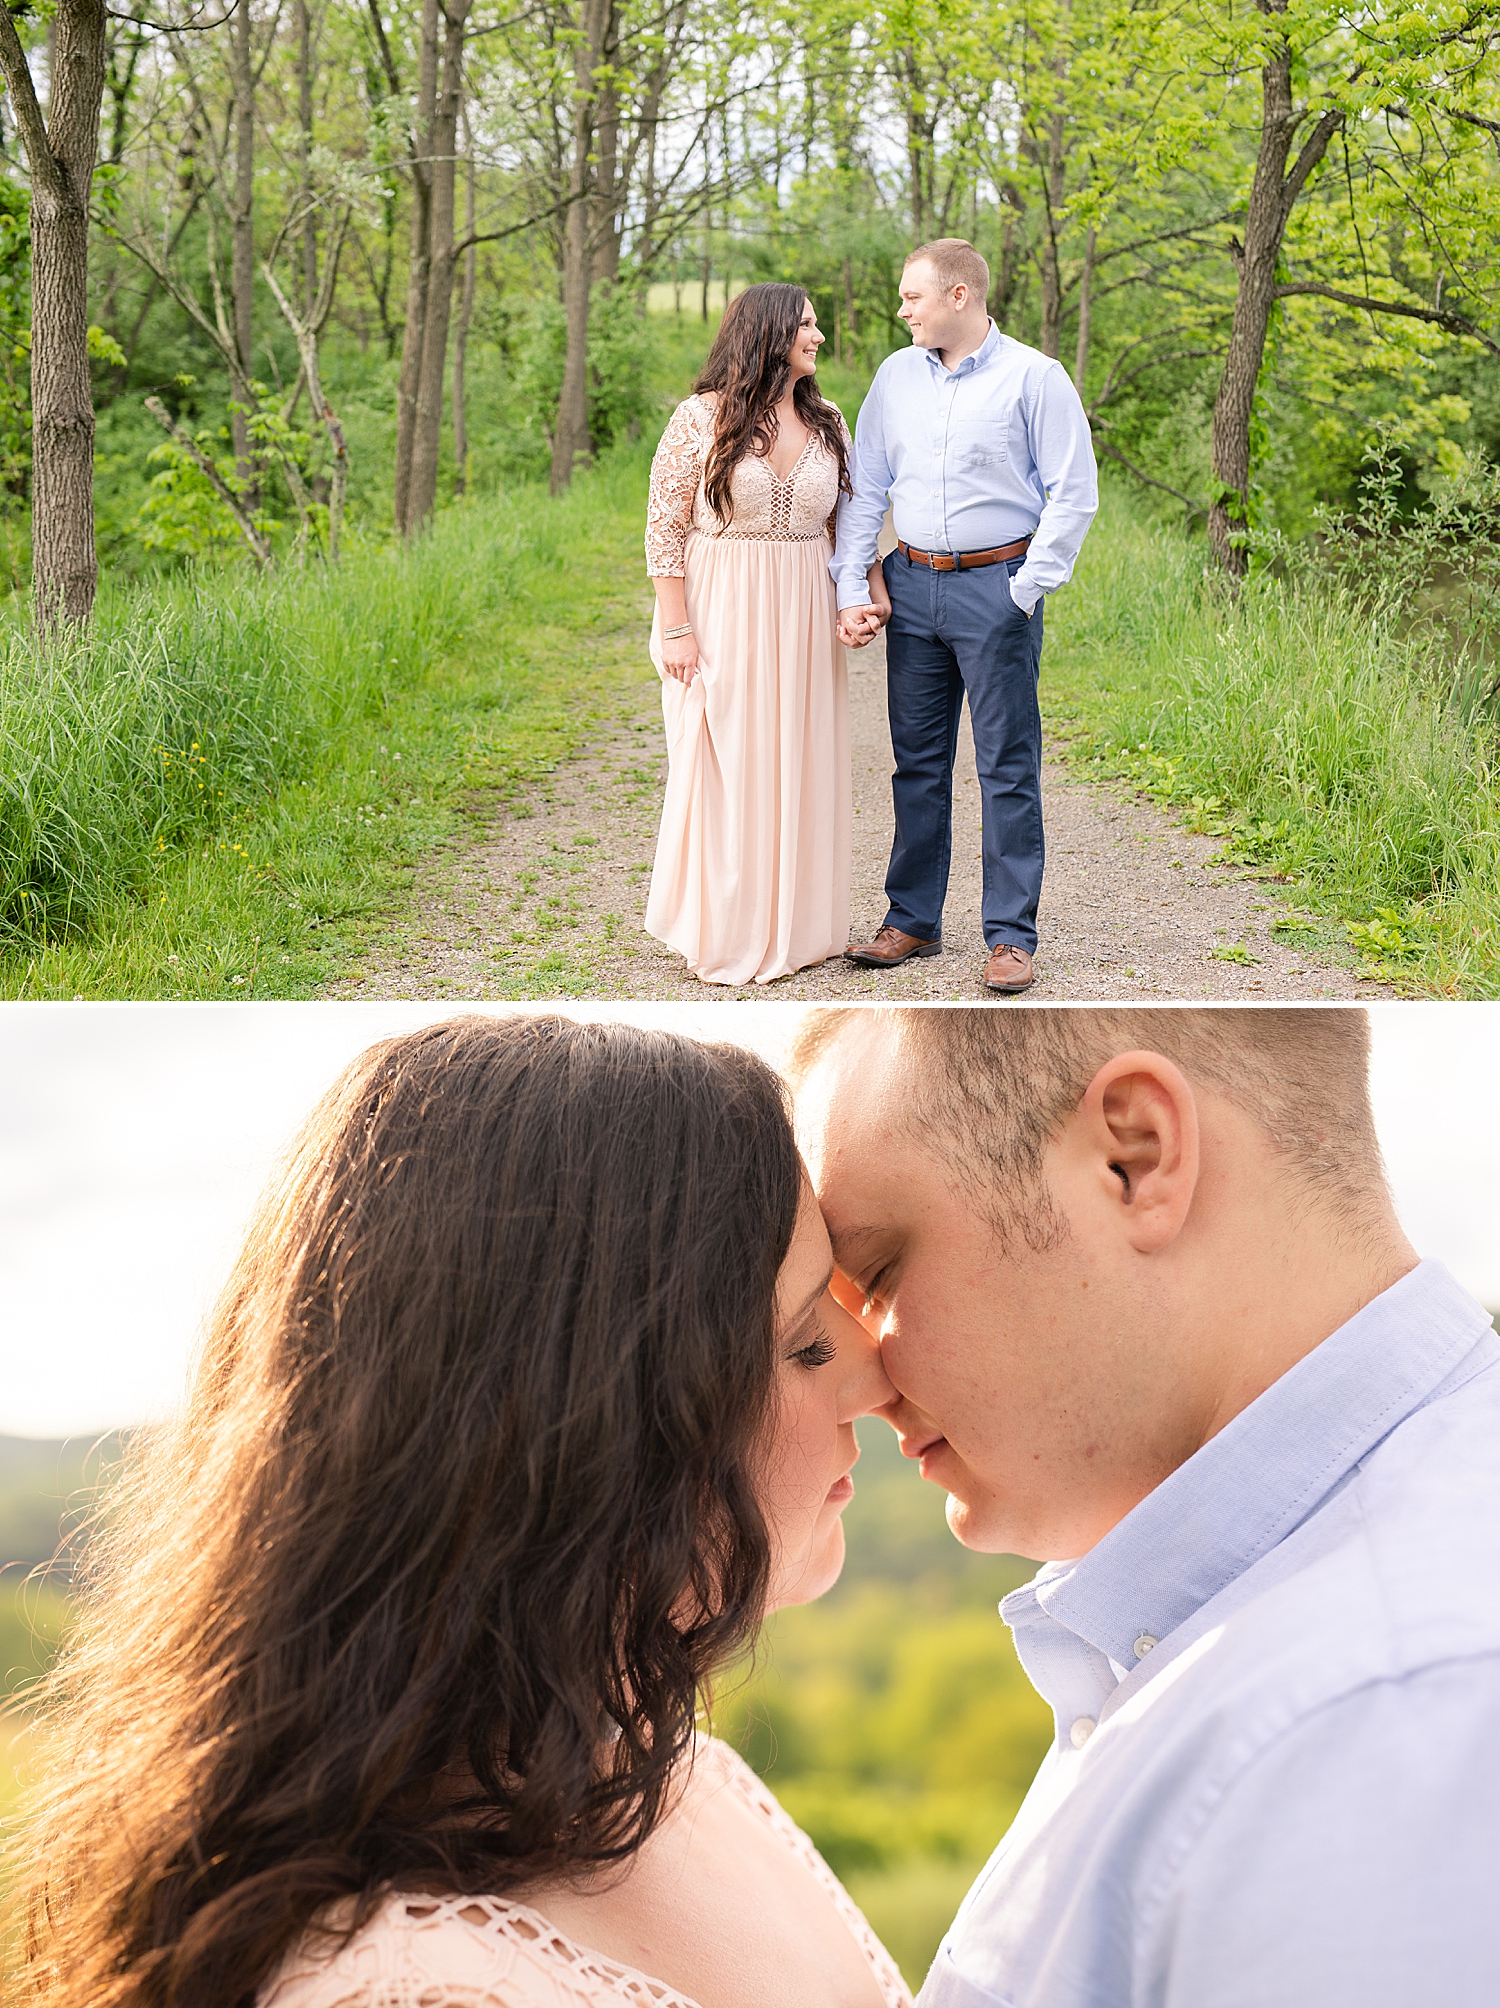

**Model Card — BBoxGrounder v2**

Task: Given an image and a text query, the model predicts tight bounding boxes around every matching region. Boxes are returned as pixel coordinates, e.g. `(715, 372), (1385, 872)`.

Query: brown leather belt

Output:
(897, 536), (1031, 572)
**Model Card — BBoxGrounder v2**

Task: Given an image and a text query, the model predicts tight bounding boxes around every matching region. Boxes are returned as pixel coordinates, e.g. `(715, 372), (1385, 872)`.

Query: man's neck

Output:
(936, 316), (993, 371)
(1187, 1232), (1420, 1455)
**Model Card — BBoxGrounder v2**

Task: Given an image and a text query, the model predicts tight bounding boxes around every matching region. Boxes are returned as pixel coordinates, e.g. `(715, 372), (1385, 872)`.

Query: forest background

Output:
(3, 0), (1500, 579)
(3, 0), (1500, 993)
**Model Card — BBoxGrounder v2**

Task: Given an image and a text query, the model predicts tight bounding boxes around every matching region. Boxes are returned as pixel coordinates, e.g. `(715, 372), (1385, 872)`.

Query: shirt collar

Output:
(922, 319), (1001, 380)
(1001, 1260), (1497, 1674)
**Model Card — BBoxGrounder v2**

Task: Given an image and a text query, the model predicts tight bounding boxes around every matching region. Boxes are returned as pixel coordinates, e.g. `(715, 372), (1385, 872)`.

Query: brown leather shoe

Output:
(844, 925), (943, 968)
(983, 943), (1035, 993)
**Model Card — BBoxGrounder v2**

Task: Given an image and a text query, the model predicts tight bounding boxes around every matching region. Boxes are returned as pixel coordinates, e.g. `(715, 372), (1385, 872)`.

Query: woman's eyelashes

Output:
(788, 1322), (838, 1370)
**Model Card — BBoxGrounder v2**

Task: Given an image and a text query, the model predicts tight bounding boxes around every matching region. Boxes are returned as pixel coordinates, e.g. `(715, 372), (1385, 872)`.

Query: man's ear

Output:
(1074, 1050), (1200, 1254)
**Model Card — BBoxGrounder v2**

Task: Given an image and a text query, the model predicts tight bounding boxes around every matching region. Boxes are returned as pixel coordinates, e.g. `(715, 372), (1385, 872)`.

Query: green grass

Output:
(0, 446), (659, 999)
(1044, 488), (1500, 996)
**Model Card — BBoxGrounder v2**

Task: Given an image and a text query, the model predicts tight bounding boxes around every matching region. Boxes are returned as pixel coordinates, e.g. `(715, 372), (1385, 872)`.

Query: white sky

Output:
(2, 1003), (1496, 1439)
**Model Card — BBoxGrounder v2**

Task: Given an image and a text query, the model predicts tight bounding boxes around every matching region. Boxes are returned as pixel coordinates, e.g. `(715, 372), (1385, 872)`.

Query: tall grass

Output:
(0, 448), (657, 996)
(1048, 487), (1500, 994)
(0, 493), (545, 944)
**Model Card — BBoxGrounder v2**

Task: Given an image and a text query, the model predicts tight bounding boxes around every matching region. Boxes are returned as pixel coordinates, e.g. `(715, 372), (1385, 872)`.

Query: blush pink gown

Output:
(643, 393), (852, 985)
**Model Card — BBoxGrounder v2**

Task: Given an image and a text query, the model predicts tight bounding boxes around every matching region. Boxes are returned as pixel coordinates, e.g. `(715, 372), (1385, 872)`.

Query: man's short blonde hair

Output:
(790, 1006), (1389, 1253)
(905, 238), (991, 304)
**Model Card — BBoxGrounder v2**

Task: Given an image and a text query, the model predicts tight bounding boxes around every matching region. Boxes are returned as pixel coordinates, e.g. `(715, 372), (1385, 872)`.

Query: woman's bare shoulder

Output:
(692, 1739), (915, 2008)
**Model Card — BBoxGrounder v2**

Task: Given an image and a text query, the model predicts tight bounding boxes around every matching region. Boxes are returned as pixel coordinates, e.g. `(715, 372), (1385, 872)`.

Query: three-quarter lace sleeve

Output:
(828, 408), (854, 543)
(645, 398), (706, 576)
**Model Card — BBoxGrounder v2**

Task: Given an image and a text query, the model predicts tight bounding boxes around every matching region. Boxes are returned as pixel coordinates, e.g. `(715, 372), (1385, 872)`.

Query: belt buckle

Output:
(932, 550), (957, 572)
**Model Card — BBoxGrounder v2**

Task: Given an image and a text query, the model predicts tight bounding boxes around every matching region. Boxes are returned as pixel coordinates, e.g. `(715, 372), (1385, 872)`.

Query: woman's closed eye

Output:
(788, 1322), (838, 1370)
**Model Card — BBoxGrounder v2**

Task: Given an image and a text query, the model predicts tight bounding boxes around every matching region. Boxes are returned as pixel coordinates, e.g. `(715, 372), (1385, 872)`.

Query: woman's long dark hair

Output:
(17, 1015), (804, 2008)
(694, 282), (852, 522)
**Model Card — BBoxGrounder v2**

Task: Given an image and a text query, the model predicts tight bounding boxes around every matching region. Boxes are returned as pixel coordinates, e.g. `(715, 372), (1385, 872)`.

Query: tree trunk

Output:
(407, 0), (473, 531)
(0, 0), (108, 624)
(1208, 7), (1341, 575)
(988, 195), (1022, 326)
(452, 115), (475, 498)
(904, 50), (927, 241)
(229, 0), (256, 492)
(551, 0), (610, 493)
(297, 0), (317, 319)
(1039, 108), (1066, 358)
(393, 0), (440, 534)
(592, 15), (622, 287)
(261, 245), (350, 563)
(633, 21), (678, 277)
(1073, 223), (1095, 393)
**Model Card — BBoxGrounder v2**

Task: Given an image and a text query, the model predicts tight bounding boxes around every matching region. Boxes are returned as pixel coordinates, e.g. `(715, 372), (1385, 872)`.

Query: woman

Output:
(16, 1016), (910, 2008)
(644, 284), (889, 985)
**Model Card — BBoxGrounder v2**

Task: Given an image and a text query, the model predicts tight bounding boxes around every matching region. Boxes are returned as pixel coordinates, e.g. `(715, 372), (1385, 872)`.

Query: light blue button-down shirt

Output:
(918, 1259), (1500, 2008)
(831, 323), (1098, 617)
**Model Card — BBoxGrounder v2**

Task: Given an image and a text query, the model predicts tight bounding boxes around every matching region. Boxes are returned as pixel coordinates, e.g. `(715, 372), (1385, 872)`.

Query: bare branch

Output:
(1275, 280), (1500, 354)
(451, 186), (586, 260)
(464, 2), (546, 38)
(1449, 106), (1500, 160)
(107, 1), (243, 29)
(144, 394), (272, 563)
(1091, 209), (1242, 274)
(1093, 432), (1206, 518)
(363, 0), (401, 97)
(1281, 107), (1344, 214)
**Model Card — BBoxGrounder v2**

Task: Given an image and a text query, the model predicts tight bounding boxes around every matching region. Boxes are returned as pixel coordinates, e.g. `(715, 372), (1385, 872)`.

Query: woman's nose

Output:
(837, 1304), (897, 1420)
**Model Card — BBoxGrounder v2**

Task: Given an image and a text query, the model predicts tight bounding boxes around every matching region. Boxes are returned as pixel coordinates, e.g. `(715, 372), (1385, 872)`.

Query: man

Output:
(794, 1006), (1500, 2006)
(833, 242), (1098, 995)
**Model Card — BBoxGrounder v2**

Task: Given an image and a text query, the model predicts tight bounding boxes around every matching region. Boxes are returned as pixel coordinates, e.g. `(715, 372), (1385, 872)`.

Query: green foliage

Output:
(1256, 434), (1500, 716)
(133, 430), (259, 559)
(86, 325), (126, 370)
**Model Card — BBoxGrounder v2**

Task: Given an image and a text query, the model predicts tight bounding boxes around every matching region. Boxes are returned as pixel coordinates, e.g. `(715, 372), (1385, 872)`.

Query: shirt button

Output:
(1133, 1634), (1158, 1660)
(1069, 1717), (1097, 1748)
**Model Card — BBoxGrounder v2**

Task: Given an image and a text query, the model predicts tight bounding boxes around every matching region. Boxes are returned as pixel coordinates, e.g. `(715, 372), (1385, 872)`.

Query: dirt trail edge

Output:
(331, 628), (1392, 1004)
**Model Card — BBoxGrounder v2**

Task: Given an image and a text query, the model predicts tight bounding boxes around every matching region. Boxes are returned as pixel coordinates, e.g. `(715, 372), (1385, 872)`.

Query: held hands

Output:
(838, 556), (893, 649)
(837, 599), (891, 650)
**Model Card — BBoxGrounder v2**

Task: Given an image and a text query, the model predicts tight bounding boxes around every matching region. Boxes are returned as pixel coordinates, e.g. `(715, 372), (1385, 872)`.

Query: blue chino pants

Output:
(881, 547), (1045, 953)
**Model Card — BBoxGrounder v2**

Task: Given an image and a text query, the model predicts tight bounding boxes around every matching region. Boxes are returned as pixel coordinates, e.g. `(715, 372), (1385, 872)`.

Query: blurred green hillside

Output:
(0, 1433), (122, 1701)
(0, 1421), (1047, 1989)
(720, 1421), (1050, 1986)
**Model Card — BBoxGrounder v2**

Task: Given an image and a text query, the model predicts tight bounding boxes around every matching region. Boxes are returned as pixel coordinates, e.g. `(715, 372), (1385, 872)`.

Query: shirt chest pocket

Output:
(960, 419), (1010, 470)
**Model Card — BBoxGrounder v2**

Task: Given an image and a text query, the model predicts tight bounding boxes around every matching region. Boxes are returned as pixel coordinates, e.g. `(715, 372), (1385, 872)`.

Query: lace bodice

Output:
(260, 1739), (913, 2008)
(644, 393), (849, 575)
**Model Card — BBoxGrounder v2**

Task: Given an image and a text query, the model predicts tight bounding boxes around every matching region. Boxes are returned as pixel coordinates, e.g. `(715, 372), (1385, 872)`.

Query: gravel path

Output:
(334, 627), (1390, 1004)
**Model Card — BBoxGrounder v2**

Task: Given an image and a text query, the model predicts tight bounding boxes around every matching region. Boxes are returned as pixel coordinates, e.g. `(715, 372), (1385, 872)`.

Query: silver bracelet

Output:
(663, 623), (692, 640)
